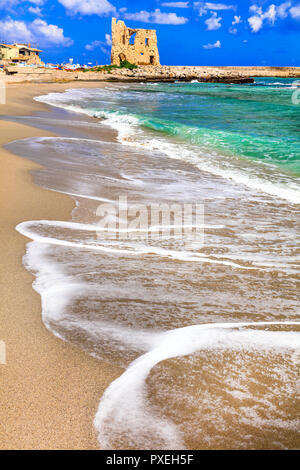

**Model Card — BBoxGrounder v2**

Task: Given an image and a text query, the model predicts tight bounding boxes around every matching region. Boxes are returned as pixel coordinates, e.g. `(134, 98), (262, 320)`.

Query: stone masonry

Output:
(111, 17), (160, 66)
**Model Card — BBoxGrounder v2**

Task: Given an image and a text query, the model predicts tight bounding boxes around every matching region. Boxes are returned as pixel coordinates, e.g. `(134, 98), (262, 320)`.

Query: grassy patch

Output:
(83, 61), (138, 73)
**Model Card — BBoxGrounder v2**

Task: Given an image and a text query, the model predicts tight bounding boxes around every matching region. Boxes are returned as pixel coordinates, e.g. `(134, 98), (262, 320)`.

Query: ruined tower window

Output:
(111, 18), (160, 67)
(129, 32), (136, 45)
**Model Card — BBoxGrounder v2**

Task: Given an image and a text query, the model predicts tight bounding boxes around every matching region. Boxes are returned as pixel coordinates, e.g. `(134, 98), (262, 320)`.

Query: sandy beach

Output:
(0, 82), (123, 449)
(1, 79), (299, 451)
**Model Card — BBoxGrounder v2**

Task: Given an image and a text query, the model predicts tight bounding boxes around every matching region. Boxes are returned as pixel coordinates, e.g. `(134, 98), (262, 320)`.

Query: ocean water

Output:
(7, 78), (300, 449)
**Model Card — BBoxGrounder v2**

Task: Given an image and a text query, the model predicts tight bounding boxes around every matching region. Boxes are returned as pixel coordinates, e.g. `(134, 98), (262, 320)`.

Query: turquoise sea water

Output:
(8, 77), (299, 449)
(95, 78), (300, 175)
(33, 78), (300, 204)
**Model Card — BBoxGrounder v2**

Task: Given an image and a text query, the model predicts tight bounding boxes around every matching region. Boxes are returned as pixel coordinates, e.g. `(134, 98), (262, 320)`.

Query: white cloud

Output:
(194, 2), (236, 16)
(229, 14), (241, 33)
(58, 0), (116, 16)
(248, 4), (278, 32)
(28, 6), (43, 15)
(277, 1), (292, 19)
(124, 11), (150, 22)
(105, 33), (112, 46)
(161, 2), (189, 7)
(203, 39), (221, 49)
(85, 34), (112, 54)
(0, 0), (19, 10)
(124, 8), (188, 24)
(249, 5), (262, 15)
(0, 0), (45, 9)
(205, 11), (222, 30)
(0, 17), (73, 47)
(85, 40), (102, 51)
(0, 0), (45, 11)
(264, 4), (277, 23)
(248, 14), (263, 32)
(0, 18), (33, 42)
(32, 19), (73, 45)
(290, 4), (300, 18)
(247, 2), (300, 33)
(28, 0), (45, 5)
(205, 2), (235, 10)
(232, 15), (241, 25)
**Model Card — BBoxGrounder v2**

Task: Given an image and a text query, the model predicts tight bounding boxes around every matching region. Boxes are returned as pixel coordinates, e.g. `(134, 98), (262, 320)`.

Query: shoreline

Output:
(1, 80), (299, 450)
(0, 82), (123, 449)
(2, 65), (299, 86)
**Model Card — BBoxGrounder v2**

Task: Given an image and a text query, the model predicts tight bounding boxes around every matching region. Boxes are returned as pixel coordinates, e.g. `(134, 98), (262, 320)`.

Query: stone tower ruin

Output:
(111, 17), (160, 66)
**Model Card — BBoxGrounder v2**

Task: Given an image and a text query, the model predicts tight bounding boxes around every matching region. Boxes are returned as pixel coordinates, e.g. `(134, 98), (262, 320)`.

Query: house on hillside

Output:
(0, 43), (43, 65)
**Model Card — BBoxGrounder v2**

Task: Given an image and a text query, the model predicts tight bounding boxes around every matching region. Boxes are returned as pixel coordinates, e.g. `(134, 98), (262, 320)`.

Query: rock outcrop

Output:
(2, 65), (300, 84)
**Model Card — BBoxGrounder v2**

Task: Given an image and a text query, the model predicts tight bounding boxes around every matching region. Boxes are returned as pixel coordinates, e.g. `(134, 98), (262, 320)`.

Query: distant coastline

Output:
(1, 65), (300, 85)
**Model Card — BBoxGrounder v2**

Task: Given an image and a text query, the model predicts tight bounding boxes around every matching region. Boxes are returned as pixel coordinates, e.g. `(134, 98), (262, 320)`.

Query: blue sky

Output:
(0, 1), (299, 65)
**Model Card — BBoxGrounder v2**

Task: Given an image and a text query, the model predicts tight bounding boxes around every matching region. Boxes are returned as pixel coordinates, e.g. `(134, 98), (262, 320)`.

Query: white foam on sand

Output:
(17, 236), (300, 449)
(94, 321), (300, 449)
(26, 88), (300, 449)
(35, 88), (300, 205)
(16, 220), (254, 270)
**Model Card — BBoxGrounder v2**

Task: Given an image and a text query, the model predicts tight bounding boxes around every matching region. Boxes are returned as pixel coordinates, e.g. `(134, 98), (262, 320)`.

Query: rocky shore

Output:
(1, 65), (300, 84)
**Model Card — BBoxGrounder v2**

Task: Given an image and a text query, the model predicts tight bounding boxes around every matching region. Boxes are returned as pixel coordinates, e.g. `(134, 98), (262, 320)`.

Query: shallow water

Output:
(7, 80), (300, 449)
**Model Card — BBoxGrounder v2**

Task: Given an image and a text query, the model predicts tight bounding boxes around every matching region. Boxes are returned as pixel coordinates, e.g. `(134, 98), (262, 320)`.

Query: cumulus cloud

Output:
(33, 19), (73, 45)
(290, 4), (300, 18)
(205, 11), (222, 30)
(85, 33), (111, 54)
(28, 6), (43, 15)
(232, 15), (241, 25)
(28, 0), (45, 5)
(247, 2), (300, 32)
(0, 0), (45, 10)
(194, 2), (236, 16)
(0, 18), (32, 42)
(264, 4), (277, 23)
(124, 8), (188, 24)
(248, 4), (277, 32)
(229, 14), (241, 33)
(85, 40), (101, 51)
(203, 39), (221, 49)
(58, 0), (116, 16)
(105, 33), (112, 46)
(248, 14), (263, 32)
(0, 17), (73, 47)
(0, 0), (19, 11)
(277, 1), (292, 18)
(161, 2), (189, 7)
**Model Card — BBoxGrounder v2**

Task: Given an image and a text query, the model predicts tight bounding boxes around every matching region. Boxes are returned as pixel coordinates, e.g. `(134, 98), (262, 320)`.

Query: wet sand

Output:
(1, 81), (299, 450)
(0, 83), (122, 449)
